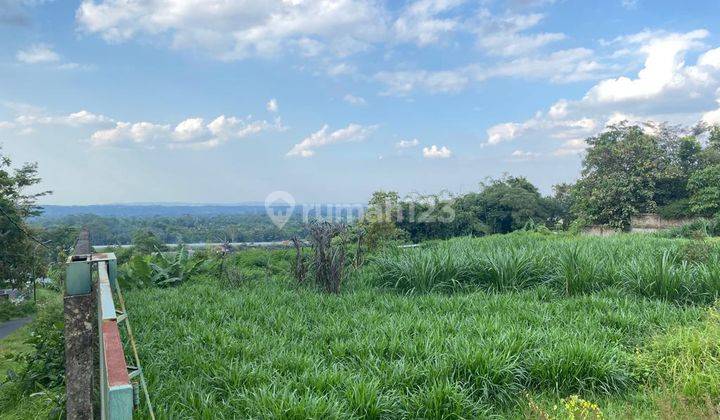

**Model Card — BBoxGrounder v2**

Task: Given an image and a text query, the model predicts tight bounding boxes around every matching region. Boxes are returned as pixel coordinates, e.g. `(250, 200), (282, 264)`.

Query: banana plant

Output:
(120, 245), (210, 288)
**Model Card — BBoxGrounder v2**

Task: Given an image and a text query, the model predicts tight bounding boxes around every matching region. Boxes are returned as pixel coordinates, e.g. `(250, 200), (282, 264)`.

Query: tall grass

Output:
(368, 233), (720, 303)
(124, 278), (703, 418)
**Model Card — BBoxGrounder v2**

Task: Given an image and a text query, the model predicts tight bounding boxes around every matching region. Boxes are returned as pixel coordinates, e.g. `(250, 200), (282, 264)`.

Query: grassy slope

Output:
(126, 278), (703, 418)
(0, 325), (33, 381)
(0, 290), (62, 420)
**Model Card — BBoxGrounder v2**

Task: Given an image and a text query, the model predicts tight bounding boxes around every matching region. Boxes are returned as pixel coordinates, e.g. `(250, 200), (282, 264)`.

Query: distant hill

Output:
(36, 203), (366, 219)
(36, 204), (271, 218)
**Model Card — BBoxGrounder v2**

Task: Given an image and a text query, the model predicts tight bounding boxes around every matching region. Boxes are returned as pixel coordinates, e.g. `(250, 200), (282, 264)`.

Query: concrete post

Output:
(64, 229), (94, 419)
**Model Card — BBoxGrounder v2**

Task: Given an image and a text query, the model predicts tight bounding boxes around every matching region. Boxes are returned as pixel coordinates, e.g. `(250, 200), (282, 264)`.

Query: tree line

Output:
(3, 122), (720, 287)
(363, 123), (720, 243)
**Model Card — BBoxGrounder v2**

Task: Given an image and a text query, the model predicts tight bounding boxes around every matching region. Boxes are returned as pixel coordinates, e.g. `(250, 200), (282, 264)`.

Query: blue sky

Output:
(2, 0), (720, 204)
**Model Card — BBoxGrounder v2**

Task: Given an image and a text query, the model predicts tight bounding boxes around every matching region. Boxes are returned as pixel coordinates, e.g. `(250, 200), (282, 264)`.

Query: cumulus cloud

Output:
(90, 121), (170, 146)
(483, 29), (720, 156)
(3, 106), (113, 130)
(173, 117), (207, 141)
(287, 123), (376, 157)
(422, 144), (452, 158)
(396, 138), (420, 149)
(266, 98), (278, 113)
(16, 44), (60, 63)
(91, 114), (284, 148)
(584, 30), (709, 103)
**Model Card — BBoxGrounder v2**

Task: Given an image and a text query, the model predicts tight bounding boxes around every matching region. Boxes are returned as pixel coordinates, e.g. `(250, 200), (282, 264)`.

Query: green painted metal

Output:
(107, 385), (134, 420)
(65, 257), (92, 296)
(107, 254), (118, 289)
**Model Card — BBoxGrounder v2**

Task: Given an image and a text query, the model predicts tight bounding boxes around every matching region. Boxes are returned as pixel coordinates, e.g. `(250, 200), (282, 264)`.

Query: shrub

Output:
(0, 300), (35, 322)
(308, 222), (347, 294)
(636, 305), (720, 403)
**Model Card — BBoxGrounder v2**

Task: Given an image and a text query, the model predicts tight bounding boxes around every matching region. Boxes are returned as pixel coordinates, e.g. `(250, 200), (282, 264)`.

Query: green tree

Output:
(475, 176), (551, 234)
(131, 229), (166, 254)
(688, 164), (720, 216)
(360, 191), (408, 248)
(572, 125), (665, 229)
(0, 150), (50, 288)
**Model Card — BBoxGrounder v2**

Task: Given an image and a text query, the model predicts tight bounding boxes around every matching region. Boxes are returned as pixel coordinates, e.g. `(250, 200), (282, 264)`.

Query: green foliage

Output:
(0, 300), (35, 322)
(360, 190), (408, 249)
(31, 212), (307, 246)
(131, 229), (167, 254)
(0, 297), (65, 418)
(656, 198), (691, 219)
(119, 246), (211, 288)
(688, 164), (720, 216)
(0, 149), (50, 289)
(636, 304), (720, 403)
(368, 233), (720, 304)
(572, 124), (665, 229)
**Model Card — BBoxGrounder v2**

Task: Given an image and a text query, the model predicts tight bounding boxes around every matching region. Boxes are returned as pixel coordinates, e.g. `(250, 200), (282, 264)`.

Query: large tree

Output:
(0, 150), (50, 288)
(572, 124), (666, 229)
(688, 164), (720, 217)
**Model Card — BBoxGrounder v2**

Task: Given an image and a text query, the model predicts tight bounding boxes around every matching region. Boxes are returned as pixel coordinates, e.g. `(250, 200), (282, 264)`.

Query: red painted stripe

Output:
(102, 320), (130, 387)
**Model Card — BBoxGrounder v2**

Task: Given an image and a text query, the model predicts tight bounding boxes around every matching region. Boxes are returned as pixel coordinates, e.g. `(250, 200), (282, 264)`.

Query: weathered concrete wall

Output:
(630, 213), (692, 231)
(583, 213), (695, 236)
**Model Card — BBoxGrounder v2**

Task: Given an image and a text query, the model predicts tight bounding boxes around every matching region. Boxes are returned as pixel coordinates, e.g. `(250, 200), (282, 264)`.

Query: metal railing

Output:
(65, 244), (152, 419)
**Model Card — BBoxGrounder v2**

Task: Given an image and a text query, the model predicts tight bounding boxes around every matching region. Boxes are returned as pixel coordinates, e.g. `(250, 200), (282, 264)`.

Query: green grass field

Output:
(122, 233), (720, 418)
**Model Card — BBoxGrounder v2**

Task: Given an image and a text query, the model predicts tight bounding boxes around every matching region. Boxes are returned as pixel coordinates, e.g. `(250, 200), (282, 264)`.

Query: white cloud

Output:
(584, 30), (709, 103)
(621, 0), (639, 10)
(422, 144), (452, 158)
(16, 43), (60, 63)
(65, 110), (112, 126)
(483, 29), (720, 155)
(473, 11), (565, 57)
(396, 138), (420, 149)
(76, 0), (388, 60)
(173, 117), (206, 141)
(266, 98), (279, 113)
(343, 94), (366, 105)
(90, 121), (170, 146)
(326, 62), (357, 76)
(287, 123), (376, 157)
(510, 149), (540, 160)
(376, 47), (605, 95)
(703, 102), (720, 125)
(553, 139), (588, 156)
(393, 0), (465, 46)
(375, 68), (473, 95)
(89, 114), (283, 148)
(9, 108), (112, 128)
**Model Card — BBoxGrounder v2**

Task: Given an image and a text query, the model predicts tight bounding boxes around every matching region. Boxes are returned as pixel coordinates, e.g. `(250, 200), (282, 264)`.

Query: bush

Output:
(0, 300), (35, 322)
(636, 304), (720, 403)
(0, 299), (65, 417)
(657, 199), (691, 220)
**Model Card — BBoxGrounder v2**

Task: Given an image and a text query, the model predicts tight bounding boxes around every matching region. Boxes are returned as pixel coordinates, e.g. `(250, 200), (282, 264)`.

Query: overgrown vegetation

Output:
(369, 233), (720, 304)
(0, 292), (64, 419)
(121, 240), (715, 417)
(0, 300), (35, 322)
